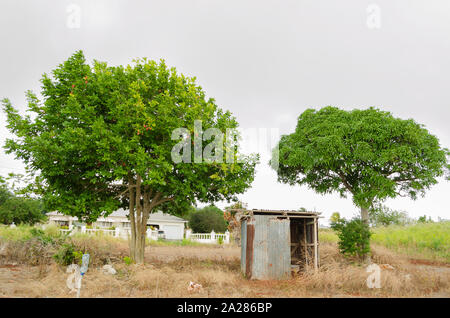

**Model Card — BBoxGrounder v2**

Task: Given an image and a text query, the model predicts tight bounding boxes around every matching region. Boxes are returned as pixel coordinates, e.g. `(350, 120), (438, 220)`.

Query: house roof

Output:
(47, 209), (187, 223)
(113, 208), (188, 223)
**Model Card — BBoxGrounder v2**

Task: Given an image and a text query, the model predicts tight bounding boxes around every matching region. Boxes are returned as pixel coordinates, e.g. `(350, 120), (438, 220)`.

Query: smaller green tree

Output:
(369, 204), (411, 227)
(330, 217), (372, 261)
(188, 205), (227, 233)
(417, 215), (433, 223)
(329, 212), (341, 224)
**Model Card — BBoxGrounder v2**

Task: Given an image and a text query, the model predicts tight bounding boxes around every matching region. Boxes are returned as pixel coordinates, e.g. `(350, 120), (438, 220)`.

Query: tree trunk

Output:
(126, 174), (173, 264)
(128, 177), (137, 262)
(360, 206), (371, 263)
(361, 207), (369, 225)
(128, 175), (157, 264)
(133, 174), (145, 264)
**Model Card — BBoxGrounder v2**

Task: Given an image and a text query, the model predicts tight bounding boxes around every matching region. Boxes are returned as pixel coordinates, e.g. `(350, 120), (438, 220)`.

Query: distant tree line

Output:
(0, 178), (47, 225)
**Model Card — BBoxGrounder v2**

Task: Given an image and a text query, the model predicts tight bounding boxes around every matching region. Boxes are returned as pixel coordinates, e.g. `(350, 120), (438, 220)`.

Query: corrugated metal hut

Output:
(240, 209), (321, 280)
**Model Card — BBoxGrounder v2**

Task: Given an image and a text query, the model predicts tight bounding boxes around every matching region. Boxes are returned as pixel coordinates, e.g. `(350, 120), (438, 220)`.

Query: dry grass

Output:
(1, 242), (449, 298)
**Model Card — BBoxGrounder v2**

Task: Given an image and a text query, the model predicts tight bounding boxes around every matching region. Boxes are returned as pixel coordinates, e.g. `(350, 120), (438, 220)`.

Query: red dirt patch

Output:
(0, 264), (20, 270)
(409, 259), (450, 267)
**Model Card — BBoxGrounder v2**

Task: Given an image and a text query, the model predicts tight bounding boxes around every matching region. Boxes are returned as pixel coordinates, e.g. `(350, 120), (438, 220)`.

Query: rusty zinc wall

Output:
(241, 214), (291, 280)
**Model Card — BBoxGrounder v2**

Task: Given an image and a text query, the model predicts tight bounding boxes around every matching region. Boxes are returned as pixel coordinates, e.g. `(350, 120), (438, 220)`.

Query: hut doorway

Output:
(289, 218), (319, 271)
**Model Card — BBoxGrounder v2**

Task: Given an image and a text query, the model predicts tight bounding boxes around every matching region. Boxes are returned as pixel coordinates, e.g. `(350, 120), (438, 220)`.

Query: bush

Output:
(53, 243), (78, 266)
(30, 228), (56, 245)
(188, 205), (227, 233)
(331, 217), (372, 260)
(123, 256), (133, 265)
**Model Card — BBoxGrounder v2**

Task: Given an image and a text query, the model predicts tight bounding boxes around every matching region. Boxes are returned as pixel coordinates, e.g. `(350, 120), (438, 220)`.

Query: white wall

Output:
(159, 223), (185, 240)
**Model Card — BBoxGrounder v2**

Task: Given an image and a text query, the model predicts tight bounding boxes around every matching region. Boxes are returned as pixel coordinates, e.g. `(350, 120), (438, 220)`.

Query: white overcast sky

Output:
(0, 0), (449, 224)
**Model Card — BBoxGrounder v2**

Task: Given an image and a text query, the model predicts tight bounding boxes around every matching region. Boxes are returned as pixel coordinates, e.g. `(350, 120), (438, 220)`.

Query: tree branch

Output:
(336, 170), (355, 195)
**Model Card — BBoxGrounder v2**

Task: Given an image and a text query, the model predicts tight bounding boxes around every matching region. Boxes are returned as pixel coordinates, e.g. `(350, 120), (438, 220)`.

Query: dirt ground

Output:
(0, 243), (449, 298)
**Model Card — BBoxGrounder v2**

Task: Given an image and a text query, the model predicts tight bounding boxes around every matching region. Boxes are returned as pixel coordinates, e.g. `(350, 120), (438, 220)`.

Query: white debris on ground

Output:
(0, 243), (7, 256)
(187, 281), (202, 292)
(102, 264), (117, 275)
(66, 264), (81, 293)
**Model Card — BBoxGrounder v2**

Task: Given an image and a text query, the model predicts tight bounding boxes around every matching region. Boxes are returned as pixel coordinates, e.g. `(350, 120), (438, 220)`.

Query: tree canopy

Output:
(272, 106), (449, 223)
(2, 51), (258, 262)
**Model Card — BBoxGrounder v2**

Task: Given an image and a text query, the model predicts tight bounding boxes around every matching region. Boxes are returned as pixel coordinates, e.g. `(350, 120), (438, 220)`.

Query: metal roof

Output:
(248, 209), (321, 217)
(112, 209), (187, 223)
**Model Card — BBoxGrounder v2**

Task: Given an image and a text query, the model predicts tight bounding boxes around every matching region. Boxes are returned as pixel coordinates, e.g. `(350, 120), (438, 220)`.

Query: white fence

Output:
(59, 226), (158, 240)
(58, 226), (230, 244)
(186, 230), (230, 244)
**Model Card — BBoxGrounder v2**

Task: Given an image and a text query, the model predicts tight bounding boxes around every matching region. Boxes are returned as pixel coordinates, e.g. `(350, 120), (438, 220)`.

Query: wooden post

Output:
(313, 217), (318, 271)
(303, 220), (308, 268)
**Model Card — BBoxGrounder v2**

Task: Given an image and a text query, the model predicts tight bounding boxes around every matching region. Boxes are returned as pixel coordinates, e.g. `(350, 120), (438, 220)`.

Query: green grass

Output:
(371, 221), (450, 262)
(0, 224), (34, 241)
(146, 238), (204, 247)
(319, 228), (339, 243)
(0, 224), (61, 241)
(0, 225), (211, 248)
(319, 221), (450, 262)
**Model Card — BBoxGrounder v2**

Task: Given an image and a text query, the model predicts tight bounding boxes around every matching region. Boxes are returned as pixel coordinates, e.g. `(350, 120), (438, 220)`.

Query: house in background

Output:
(46, 208), (188, 240)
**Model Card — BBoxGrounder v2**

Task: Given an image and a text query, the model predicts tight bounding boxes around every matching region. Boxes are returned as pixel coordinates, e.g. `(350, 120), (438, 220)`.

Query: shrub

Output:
(123, 256), (133, 265)
(189, 205), (227, 233)
(53, 243), (78, 266)
(30, 228), (55, 245)
(331, 217), (372, 260)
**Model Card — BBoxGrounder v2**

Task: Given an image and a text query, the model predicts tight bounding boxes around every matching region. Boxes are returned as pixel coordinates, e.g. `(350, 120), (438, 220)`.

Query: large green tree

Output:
(2, 51), (257, 263)
(272, 106), (448, 228)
